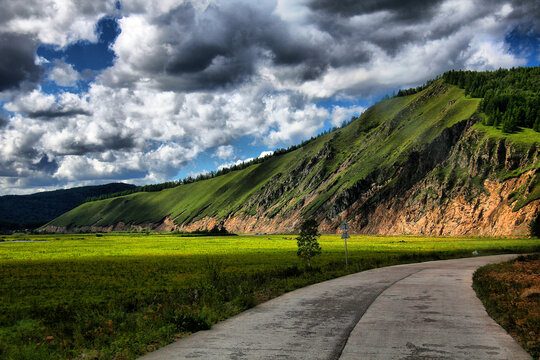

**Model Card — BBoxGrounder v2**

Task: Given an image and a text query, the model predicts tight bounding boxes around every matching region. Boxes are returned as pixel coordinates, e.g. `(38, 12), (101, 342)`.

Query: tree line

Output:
(442, 67), (540, 133)
(394, 77), (440, 98)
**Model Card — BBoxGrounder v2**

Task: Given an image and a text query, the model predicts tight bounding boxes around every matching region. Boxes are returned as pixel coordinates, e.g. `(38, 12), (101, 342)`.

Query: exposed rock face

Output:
(235, 120), (537, 236)
(348, 172), (536, 236)
(319, 122), (539, 236)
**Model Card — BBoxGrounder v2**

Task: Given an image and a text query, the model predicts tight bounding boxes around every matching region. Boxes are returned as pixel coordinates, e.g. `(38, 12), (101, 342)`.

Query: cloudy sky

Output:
(0, 0), (538, 194)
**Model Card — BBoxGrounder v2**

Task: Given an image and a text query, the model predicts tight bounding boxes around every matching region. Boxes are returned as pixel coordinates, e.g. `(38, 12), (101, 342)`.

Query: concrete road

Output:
(139, 255), (531, 360)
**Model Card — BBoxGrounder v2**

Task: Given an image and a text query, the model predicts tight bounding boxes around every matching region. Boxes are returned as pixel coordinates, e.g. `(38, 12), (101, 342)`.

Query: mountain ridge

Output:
(0, 182), (136, 231)
(44, 71), (540, 235)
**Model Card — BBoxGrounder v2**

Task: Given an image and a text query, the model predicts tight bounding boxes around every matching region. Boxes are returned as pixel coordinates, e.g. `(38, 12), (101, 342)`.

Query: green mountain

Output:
(45, 68), (540, 236)
(0, 183), (136, 231)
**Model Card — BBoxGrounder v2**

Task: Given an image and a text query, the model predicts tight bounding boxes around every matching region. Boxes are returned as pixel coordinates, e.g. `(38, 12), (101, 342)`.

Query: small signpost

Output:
(339, 220), (350, 265)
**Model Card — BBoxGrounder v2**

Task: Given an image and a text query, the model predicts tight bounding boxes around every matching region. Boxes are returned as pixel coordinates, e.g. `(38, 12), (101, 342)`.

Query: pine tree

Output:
(493, 109), (501, 127)
(534, 115), (540, 132)
(502, 112), (512, 133)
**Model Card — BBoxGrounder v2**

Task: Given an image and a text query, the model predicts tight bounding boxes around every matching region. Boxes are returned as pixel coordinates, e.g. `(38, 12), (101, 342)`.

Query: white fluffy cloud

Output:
(217, 157), (254, 171)
(213, 145), (235, 160)
(1, 0), (117, 46)
(258, 150), (274, 158)
(5, 89), (89, 119)
(330, 105), (366, 127)
(0, 0), (537, 194)
(49, 60), (80, 87)
(262, 93), (330, 145)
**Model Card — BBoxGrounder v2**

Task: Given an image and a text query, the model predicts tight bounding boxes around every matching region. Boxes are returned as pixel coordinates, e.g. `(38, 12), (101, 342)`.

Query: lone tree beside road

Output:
(297, 219), (322, 269)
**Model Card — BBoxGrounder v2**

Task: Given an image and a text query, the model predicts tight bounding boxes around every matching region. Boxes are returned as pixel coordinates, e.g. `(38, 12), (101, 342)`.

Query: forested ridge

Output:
(443, 67), (540, 133)
(0, 183), (135, 231)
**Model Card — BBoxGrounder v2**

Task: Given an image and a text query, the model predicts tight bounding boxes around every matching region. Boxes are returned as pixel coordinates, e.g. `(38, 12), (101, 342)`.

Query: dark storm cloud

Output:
(163, 56), (256, 91)
(27, 108), (91, 120)
(58, 134), (136, 156)
(0, 1), (42, 23)
(31, 154), (58, 174)
(0, 161), (19, 177)
(307, 0), (460, 58)
(304, 0), (540, 60)
(146, 1), (355, 90)
(143, 0), (538, 91)
(166, 43), (225, 74)
(158, 2), (261, 84)
(0, 0), (112, 23)
(506, 1), (540, 31)
(308, 0), (446, 21)
(0, 114), (7, 128)
(0, 33), (42, 91)
(0, 130), (43, 180)
(118, 0), (514, 91)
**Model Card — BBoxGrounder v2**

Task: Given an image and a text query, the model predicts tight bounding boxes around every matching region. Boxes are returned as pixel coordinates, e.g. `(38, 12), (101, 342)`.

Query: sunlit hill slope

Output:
(45, 70), (540, 235)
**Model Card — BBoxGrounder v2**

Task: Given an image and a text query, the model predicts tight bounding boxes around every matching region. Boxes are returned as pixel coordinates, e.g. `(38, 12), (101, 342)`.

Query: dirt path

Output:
(139, 255), (531, 359)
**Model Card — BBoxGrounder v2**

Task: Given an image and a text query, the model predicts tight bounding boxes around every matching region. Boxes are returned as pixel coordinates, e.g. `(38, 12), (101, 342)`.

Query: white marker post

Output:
(339, 220), (350, 265)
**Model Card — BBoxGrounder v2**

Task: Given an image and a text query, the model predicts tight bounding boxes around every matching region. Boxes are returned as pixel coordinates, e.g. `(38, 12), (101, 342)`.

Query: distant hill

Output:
(45, 67), (540, 236)
(0, 183), (136, 231)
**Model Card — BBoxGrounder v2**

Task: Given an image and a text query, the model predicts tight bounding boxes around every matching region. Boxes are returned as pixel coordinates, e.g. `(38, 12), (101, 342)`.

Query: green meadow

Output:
(1, 233), (539, 359)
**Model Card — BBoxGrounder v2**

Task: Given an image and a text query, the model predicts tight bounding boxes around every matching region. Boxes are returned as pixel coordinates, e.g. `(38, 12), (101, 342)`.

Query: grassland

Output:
(474, 123), (540, 147)
(1, 233), (539, 359)
(473, 254), (539, 359)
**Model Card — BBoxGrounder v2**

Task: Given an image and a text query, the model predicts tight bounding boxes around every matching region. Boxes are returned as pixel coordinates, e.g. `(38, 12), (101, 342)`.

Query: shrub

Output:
(529, 212), (540, 237)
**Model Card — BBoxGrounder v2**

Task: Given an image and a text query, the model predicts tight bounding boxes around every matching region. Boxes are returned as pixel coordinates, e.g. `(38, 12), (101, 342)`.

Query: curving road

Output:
(139, 255), (531, 360)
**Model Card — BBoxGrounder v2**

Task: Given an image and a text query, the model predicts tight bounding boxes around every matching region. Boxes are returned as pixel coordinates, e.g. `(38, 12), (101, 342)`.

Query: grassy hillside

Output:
(50, 81), (480, 227)
(47, 72), (540, 233)
(0, 183), (136, 231)
(48, 80), (482, 230)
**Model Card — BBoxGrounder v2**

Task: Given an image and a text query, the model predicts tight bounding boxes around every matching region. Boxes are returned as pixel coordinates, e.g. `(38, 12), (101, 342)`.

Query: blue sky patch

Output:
(506, 24), (540, 66)
(37, 16), (120, 72)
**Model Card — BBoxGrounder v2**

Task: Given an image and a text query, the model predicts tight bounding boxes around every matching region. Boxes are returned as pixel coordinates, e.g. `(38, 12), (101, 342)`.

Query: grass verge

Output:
(473, 254), (540, 359)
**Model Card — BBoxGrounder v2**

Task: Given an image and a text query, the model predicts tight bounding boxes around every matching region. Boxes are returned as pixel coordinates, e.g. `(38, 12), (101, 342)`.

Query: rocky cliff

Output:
(326, 123), (539, 235)
(167, 121), (539, 236)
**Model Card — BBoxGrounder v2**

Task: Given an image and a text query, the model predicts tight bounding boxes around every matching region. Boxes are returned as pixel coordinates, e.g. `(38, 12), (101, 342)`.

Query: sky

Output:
(0, 0), (538, 195)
